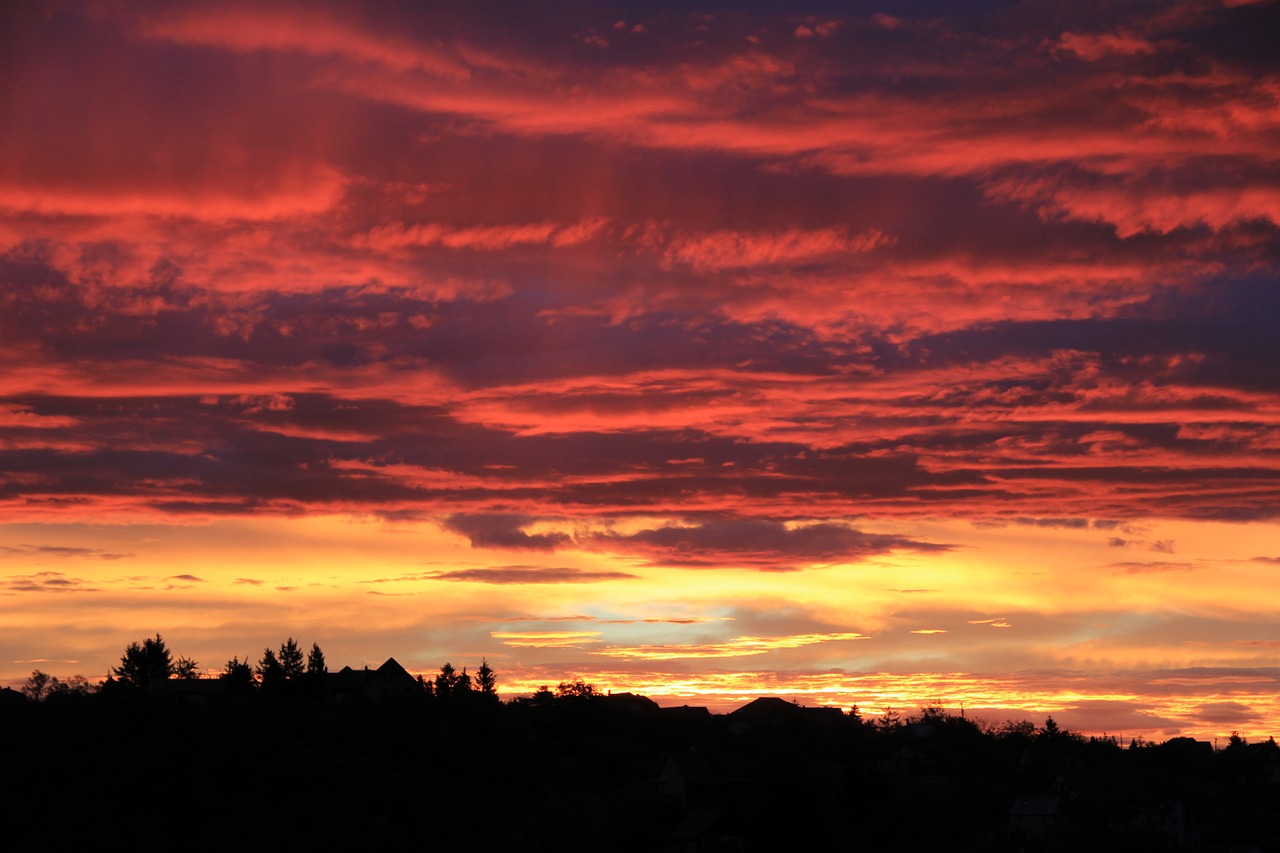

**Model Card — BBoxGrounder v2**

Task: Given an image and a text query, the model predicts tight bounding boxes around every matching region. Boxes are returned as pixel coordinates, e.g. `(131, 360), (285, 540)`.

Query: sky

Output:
(3, 0), (1279, 741)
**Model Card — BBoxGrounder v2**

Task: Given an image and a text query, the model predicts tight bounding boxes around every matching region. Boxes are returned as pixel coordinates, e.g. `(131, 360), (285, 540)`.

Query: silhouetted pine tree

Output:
(113, 634), (174, 688)
(306, 642), (326, 675)
(174, 656), (200, 680)
(220, 656), (254, 691)
(257, 648), (284, 690)
(435, 662), (458, 699)
(476, 658), (497, 698)
(278, 638), (304, 680)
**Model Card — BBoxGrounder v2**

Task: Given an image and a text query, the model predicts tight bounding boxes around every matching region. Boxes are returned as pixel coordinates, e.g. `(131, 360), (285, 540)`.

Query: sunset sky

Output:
(3, 0), (1280, 741)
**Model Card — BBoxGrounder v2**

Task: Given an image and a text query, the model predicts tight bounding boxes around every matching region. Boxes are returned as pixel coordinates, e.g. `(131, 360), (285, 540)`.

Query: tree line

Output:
(22, 635), (1277, 758)
(19, 633), (498, 701)
(12, 638), (1280, 851)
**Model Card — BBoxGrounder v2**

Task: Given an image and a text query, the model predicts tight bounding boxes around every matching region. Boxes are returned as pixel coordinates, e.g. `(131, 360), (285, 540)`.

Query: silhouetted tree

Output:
(54, 674), (93, 697)
(300, 642), (326, 695)
(279, 638), (304, 679)
(22, 670), (53, 701)
(476, 658), (497, 698)
(22, 671), (94, 701)
(435, 662), (459, 699)
(1000, 719), (1036, 739)
(555, 679), (601, 699)
(220, 656), (254, 691)
(113, 634), (174, 688)
(257, 647), (284, 690)
(916, 704), (948, 724)
(174, 656), (201, 680)
(878, 706), (902, 731)
(306, 642), (326, 676)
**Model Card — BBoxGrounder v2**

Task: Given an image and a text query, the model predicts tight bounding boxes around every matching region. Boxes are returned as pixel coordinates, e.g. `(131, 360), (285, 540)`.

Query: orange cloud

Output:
(988, 175), (1280, 236)
(355, 218), (608, 252)
(491, 631), (603, 648)
(0, 172), (345, 222)
(662, 227), (890, 271)
(1054, 31), (1156, 61)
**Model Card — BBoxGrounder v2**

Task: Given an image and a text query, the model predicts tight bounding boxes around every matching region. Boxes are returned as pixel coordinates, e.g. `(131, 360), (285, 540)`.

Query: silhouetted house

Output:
(0, 686), (26, 709)
(603, 691), (660, 716)
(326, 658), (419, 702)
(727, 696), (801, 733)
(731, 696), (800, 718)
(655, 704), (713, 740)
(805, 704), (848, 727)
(1009, 796), (1061, 840)
(660, 705), (713, 722)
(727, 696), (844, 733)
(1158, 736), (1215, 771)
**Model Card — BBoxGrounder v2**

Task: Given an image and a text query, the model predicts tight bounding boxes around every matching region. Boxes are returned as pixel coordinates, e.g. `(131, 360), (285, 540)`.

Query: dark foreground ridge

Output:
(6, 639), (1280, 851)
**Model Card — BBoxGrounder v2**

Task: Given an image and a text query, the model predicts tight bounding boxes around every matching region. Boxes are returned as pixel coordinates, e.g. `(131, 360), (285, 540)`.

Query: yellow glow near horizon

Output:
(5, 514), (1280, 744)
